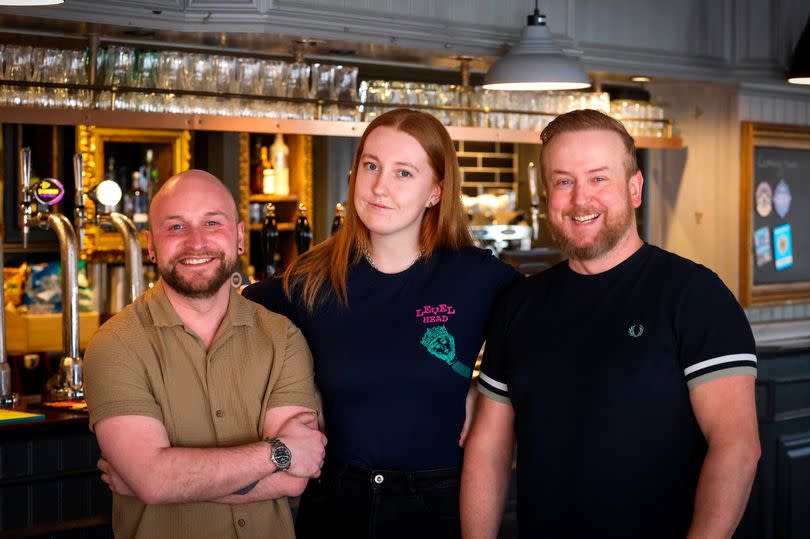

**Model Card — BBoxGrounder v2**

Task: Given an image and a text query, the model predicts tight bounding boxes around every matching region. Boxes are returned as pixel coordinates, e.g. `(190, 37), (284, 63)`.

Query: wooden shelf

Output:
(248, 222), (294, 232)
(0, 106), (683, 149)
(249, 194), (300, 203)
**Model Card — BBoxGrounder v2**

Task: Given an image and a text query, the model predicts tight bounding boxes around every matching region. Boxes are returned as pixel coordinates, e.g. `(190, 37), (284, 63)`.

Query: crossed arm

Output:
(95, 404), (326, 505)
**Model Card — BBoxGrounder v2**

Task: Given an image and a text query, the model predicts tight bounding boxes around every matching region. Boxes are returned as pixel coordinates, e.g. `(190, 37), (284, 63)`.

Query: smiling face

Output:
(147, 170), (244, 300)
(353, 126), (441, 248)
(543, 129), (642, 266)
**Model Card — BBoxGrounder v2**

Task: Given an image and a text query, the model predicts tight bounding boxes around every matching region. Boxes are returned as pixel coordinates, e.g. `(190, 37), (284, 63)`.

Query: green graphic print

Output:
(420, 325), (472, 379)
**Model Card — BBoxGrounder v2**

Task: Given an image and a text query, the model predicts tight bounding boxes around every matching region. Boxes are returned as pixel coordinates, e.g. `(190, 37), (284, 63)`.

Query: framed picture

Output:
(740, 122), (810, 306)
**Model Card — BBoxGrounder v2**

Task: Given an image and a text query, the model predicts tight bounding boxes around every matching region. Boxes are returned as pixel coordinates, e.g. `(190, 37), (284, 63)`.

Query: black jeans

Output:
(295, 458), (462, 539)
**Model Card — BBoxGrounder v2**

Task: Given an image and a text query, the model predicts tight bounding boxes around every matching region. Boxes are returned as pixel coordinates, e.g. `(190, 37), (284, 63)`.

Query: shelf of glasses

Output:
(0, 105), (683, 149)
(0, 87), (682, 150)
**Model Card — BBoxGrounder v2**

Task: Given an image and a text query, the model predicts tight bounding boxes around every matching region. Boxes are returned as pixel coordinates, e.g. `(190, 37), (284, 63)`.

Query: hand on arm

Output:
(459, 383), (478, 447)
(213, 405), (327, 504)
(687, 375), (760, 539)
(460, 394), (515, 539)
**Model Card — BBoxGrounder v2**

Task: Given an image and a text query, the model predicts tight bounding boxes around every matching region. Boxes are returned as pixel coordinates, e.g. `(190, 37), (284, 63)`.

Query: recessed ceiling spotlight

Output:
(631, 75), (652, 83)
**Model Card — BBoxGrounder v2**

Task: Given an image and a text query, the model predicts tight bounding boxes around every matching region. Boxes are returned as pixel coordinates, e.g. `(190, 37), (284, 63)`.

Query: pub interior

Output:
(1, 1), (809, 538)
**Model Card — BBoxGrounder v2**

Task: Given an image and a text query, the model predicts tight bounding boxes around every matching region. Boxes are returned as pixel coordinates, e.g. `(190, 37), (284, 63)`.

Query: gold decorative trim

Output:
(76, 125), (191, 257)
(238, 132), (251, 272)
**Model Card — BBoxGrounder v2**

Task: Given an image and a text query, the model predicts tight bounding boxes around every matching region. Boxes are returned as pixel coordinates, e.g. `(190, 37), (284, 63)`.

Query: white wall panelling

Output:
(1, 0), (809, 85)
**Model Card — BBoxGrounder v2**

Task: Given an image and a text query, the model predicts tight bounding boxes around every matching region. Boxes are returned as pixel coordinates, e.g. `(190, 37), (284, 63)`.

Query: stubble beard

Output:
(548, 193), (635, 262)
(158, 248), (237, 300)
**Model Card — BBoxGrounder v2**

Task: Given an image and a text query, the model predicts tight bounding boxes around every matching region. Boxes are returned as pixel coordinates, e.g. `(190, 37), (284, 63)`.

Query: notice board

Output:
(740, 123), (810, 306)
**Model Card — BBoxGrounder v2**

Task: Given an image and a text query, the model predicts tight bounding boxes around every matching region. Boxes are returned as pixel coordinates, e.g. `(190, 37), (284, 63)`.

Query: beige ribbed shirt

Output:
(84, 280), (317, 539)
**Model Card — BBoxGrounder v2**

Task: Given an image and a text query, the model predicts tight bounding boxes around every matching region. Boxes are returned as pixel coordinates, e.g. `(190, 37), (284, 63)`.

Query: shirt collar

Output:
(147, 279), (254, 328)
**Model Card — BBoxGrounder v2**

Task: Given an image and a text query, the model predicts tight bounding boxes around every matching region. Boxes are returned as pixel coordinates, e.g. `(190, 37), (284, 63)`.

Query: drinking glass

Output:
(157, 51), (184, 89)
(104, 46), (134, 87)
(236, 57), (261, 95)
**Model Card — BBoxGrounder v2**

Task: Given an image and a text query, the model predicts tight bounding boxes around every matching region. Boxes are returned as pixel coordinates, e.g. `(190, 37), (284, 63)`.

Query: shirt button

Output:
(373, 474), (384, 484)
(238, 518), (246, 527)
(215, 410), (224, 418)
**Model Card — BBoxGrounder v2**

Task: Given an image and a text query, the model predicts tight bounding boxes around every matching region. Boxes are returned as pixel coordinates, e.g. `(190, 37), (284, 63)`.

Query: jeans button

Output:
(373, 474), (384, 484)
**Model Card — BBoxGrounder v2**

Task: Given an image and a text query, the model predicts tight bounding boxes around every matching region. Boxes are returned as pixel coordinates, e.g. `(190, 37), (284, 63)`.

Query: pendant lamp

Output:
(484, 3), (590, 91)
(787, 15), (810, 85)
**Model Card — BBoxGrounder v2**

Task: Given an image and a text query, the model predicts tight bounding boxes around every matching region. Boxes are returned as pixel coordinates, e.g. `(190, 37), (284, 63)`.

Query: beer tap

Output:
(19, 147), (33, 249)
(18, 148), (83, 402)
(74, 154), (87, 252)
(1, 209), (21, 409)
(80, 157), (145, 303)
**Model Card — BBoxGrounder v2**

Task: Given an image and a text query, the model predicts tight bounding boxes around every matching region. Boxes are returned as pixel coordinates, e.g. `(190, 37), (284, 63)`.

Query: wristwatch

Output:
(265, 437), (292, 471)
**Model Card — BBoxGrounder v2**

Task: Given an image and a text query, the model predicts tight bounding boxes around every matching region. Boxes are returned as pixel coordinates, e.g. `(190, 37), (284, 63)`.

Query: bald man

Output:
(84, 170), (325, 539)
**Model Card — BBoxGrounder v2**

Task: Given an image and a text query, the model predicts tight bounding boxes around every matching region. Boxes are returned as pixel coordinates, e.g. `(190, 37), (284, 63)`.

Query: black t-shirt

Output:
(478, 243), (757, 538)
(244, 246), (519, 470)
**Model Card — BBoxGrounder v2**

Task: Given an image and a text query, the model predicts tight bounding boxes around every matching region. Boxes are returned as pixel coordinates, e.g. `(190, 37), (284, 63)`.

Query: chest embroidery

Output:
(628, 324), (645, 338)
(420, 325), (471, 379)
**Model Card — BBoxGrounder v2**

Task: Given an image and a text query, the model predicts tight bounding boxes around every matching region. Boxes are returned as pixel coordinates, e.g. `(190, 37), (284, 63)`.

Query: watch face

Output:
(273, 446), (292, 469)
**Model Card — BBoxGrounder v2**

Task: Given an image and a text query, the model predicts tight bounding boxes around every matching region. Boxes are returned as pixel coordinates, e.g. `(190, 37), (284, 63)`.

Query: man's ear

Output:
(629, 171), (644, 208)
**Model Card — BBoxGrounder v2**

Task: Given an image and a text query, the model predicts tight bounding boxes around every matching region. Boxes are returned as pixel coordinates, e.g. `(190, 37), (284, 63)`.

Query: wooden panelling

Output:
(777, 432), (810, 538)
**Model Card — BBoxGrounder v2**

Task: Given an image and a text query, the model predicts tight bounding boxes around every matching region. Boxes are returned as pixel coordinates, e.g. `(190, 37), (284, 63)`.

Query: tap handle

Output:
(261, 203), (278, 278)
(19, 147), (32, 249)
(73, 154), (86, 250)
(73, 153), (85, 208)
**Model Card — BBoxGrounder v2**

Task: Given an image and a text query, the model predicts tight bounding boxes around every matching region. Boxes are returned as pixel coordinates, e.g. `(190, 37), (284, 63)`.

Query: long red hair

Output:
(282, 108), (473, 310)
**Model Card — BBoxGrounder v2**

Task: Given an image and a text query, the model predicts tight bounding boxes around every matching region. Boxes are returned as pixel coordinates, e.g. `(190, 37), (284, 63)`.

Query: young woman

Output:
(243, 108), (519, 538)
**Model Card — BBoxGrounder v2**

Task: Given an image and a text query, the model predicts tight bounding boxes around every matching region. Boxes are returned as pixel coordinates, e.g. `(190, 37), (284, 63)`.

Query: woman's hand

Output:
(459, 383), (479, 447)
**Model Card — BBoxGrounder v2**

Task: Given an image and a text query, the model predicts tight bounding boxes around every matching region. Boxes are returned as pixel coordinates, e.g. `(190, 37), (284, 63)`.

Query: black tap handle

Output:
(261, 203), (278, 278)
(295, 203), (312, 255)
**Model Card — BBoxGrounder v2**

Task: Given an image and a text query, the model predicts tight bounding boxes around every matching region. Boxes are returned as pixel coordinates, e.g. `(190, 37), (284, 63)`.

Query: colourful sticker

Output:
(773, 224), (793, 271)
(773, 179), (791, 218)
(754, 226), (772, 267)
(33, 178), (65, 206)
(755, 182), (772, 218)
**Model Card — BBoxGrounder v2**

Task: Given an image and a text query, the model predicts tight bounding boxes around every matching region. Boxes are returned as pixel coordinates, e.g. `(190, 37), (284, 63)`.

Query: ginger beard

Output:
(157, 247), (238, 299)
(548, 181), (636, 261)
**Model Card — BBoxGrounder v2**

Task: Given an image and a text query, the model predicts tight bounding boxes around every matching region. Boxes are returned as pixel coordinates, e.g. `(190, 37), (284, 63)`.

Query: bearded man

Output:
(84, 170), (325, 539)
(461, 110), (760, 539)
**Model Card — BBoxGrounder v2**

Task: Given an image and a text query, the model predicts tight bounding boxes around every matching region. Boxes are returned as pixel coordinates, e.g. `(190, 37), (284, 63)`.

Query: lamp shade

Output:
(787, 16), (810, 85)
(484, 13), (590, 91)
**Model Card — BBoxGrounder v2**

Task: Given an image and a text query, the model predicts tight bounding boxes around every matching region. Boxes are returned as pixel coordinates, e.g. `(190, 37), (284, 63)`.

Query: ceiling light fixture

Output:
(787, 15), (810, 85)
(630, 75), (652, 83)
(484, 1), (590, 91)
(0, 0), (63, 5)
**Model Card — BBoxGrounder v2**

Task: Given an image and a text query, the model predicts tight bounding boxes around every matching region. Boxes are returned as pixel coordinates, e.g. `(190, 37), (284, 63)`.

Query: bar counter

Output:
(0, 406), (112, 538)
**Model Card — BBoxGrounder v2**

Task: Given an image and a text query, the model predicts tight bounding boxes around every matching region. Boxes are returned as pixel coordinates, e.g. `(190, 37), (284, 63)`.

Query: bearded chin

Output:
(159, 253), (238, 299)
(549, 197), (635, 262)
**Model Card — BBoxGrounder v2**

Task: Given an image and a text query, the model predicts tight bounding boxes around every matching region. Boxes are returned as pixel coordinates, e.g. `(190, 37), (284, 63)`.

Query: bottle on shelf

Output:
(261, 146), (276, 195)
(331, 202), (345, 235)
(261, 203), (279, 278)
(270, 133), (290, 196)
(295, 202), (312, 255)
(126, 170), (149, 231)
(250, 140), (265, 194)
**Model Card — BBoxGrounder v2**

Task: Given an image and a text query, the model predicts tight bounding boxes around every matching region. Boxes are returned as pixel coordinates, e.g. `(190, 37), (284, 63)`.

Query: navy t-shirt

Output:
(244, 246), (519, 470)
(477, 243), (757, 538)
